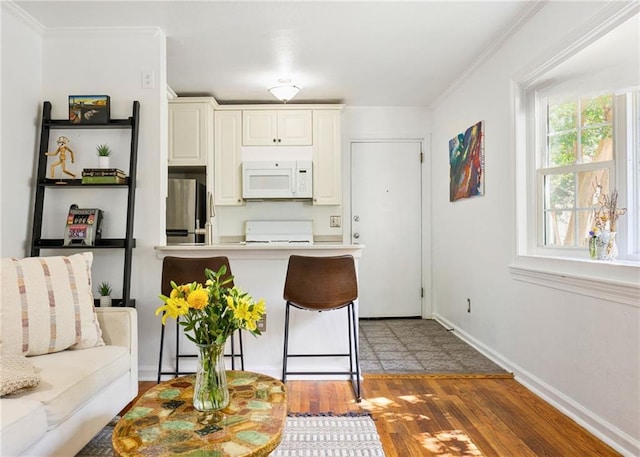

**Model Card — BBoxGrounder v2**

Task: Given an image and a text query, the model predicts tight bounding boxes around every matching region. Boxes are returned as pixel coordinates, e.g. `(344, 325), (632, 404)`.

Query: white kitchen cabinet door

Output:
(242, 110), (278, 146)
(242, 110), (312, 146)
(214, 110), (243, 205)
(312, 110), (341, 205)
(277, 110), (312, 145)
(168, 99), (213, 166)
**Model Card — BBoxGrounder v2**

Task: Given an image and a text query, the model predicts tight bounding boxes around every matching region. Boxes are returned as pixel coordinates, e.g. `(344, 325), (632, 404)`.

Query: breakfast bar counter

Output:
(153, 243), (364, 380)
(155, 242), (363, 256)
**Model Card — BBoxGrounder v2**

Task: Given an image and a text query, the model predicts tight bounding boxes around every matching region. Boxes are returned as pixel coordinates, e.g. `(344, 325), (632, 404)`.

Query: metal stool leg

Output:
(157, 318), (166, 384)
(238, 329), (245, 371)
(174, 318), (180, 377)
(348, 302), (361, 402)
(281, 302), (291, 382)
(225, 330), (245, 370)
(230, 332), (236, 370)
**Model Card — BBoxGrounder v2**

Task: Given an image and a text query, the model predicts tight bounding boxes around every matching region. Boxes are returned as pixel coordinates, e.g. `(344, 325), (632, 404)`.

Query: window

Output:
(535, 90), (637, 259)
(538, 92), (617, 248)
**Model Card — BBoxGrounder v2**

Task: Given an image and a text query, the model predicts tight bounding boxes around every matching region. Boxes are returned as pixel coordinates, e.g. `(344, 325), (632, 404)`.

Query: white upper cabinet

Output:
(242, 110), (312, 146)
(168, 98), (215, 166)
(214, 110), (243, 206)
(312, 109), (342, 205)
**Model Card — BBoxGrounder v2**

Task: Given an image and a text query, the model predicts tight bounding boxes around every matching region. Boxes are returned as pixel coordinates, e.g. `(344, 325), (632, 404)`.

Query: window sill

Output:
(508, 255), (639, 307)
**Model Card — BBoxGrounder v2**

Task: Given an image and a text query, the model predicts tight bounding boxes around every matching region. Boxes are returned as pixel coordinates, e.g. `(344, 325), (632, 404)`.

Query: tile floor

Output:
(358, 319), (507, 374)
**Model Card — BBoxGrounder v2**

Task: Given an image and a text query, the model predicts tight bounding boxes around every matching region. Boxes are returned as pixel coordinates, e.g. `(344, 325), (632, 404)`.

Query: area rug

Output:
(76, 414), (385, 456)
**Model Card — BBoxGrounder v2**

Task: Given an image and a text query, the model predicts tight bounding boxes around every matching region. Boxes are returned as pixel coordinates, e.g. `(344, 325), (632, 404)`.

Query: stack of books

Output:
(81, 168), (127, 184)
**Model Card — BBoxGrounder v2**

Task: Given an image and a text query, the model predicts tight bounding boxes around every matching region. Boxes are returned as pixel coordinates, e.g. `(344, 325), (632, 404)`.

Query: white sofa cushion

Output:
(14, 345), (129, 428)
(0, 398), (47, 457)
(0, 252), (104, 356)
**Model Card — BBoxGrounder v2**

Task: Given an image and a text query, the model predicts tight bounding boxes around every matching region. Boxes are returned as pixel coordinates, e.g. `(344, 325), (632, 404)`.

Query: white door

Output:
(351, 141), (422, 318)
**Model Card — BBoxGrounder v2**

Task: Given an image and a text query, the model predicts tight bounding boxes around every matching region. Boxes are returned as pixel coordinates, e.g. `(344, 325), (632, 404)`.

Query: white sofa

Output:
(0, 307), (138, 457)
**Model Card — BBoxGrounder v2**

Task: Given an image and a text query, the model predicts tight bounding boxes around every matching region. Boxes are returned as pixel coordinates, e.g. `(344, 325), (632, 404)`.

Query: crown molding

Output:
(2, 1), (46, 35)
(514, 1), (640, 88)
(430, 1), (547, 110)
(45, 26), (164, 38)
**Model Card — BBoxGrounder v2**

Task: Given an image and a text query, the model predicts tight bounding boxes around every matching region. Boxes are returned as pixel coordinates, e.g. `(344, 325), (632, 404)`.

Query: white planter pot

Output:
(99, 296), (112, 307)
(98, 156), (110, 168)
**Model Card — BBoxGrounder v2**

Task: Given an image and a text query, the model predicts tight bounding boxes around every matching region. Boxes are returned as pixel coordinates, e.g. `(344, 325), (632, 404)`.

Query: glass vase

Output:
(193, 342), (229, 412)
(595, 231), (617, 261)
(588, 236), (597, 260)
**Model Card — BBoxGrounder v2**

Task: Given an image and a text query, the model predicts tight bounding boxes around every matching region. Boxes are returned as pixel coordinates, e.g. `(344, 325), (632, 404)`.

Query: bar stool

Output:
(281, 254), (361, 402)
(157, 256), (244, 383)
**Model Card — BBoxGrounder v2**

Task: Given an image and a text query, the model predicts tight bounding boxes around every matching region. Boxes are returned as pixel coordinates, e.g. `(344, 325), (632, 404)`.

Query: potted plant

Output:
(97, 281), (112, 307)
(96, 144), (111, 168)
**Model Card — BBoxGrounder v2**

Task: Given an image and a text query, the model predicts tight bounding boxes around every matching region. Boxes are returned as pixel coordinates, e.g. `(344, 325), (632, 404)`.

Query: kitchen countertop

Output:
(154, 243), (364, 259)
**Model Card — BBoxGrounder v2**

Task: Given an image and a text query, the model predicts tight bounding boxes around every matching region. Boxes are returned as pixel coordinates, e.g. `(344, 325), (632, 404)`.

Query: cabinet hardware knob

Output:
(273, 139), (277, 143)
(278, 139), (282, 143)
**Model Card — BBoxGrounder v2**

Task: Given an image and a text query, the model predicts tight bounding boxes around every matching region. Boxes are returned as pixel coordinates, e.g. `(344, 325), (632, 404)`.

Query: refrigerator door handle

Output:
(166, 229), (189, 237)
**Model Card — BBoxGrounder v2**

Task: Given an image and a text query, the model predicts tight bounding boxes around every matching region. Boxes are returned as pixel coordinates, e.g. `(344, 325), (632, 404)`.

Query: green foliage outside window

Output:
(544, 94), (613, 246)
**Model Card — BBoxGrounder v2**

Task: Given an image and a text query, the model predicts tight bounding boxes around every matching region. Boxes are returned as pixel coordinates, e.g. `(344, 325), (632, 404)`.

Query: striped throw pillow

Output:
(0, 252), (104, 356)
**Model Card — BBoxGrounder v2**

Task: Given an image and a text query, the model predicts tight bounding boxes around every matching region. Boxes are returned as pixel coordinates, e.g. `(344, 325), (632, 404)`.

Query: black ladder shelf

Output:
(30, 101), (140, 307)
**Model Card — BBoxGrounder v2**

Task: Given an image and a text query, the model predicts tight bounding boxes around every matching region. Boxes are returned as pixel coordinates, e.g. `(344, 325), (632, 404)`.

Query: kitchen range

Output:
(245, 220), (313, 245)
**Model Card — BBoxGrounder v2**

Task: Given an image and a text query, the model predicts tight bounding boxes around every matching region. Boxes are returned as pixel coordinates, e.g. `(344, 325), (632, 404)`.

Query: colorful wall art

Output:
(449, 120), (484, 202)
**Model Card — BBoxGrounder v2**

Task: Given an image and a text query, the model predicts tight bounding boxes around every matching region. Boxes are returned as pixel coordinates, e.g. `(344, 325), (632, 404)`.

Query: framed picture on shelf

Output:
(68, 95), (110, 124)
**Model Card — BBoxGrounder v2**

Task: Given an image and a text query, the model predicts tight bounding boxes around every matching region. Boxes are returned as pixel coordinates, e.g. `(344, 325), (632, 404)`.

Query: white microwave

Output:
(242, 160), (313, 199)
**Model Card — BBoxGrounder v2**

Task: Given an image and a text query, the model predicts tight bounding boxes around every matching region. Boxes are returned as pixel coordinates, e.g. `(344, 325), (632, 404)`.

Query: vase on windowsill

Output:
(594, 231), (617, 261)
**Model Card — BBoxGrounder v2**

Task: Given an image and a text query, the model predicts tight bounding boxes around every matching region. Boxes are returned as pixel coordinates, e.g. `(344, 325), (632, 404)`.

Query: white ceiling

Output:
(14, 1), (534, 106)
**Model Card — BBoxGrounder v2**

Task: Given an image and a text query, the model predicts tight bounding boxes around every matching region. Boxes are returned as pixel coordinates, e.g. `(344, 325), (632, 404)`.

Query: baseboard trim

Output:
(433, 314), (640, 457)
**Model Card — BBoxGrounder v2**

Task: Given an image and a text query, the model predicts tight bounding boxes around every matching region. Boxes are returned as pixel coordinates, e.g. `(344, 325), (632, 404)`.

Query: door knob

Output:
(353, 233), (360, 239)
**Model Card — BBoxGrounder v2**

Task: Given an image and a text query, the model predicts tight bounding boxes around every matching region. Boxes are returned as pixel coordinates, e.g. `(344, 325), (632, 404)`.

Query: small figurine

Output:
(46, 136), (76, 178)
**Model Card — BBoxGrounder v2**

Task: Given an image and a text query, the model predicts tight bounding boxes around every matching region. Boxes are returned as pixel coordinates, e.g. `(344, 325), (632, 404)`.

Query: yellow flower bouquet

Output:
(155, 264), (265, 411)
(156, 265), (265, 345)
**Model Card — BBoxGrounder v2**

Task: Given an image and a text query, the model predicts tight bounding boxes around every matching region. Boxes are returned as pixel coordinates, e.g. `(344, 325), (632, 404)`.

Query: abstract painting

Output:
(449, 120), (484, 202)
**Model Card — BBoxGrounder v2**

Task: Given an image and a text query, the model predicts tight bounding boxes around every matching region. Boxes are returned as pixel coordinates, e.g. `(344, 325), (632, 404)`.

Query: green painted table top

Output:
(113, 371), (287, 457)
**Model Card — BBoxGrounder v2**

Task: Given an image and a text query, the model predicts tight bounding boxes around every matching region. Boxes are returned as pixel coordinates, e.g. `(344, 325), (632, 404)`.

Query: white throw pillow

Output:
(0, 252), (104, 356)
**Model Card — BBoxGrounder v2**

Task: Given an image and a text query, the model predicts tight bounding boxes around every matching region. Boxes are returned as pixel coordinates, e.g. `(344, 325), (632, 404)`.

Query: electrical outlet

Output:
(257, 314), (267, 332)
(141, 71), (155, 89)
(330, 216), (341, 228)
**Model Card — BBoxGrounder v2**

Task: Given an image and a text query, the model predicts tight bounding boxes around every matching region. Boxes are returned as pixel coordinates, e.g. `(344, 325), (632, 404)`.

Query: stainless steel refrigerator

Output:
(166, 178), (206, 244)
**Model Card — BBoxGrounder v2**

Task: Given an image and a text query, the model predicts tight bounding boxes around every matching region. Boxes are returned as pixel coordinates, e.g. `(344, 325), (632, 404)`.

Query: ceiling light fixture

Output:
(268, 79), (301, 103)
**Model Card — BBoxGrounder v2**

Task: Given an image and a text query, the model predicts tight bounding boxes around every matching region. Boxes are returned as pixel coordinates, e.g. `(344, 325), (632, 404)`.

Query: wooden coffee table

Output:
(112, 371), (287, 457)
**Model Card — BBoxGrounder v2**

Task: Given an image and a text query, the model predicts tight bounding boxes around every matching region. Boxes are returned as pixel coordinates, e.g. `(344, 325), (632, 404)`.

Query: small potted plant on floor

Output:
(97, 281), (112, 307)
(96, 144), (112, 168)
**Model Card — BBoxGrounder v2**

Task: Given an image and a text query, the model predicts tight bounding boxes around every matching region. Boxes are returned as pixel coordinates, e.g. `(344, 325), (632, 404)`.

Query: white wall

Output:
(0, 18), (169, 390)
(1, 4), (43, 257)
(429, 2), (639, 454)
(39, 27), (168, 383)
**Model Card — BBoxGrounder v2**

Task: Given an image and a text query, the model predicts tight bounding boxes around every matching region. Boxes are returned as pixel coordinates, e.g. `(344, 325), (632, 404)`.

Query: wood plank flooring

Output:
(134, 377), (620, 456)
